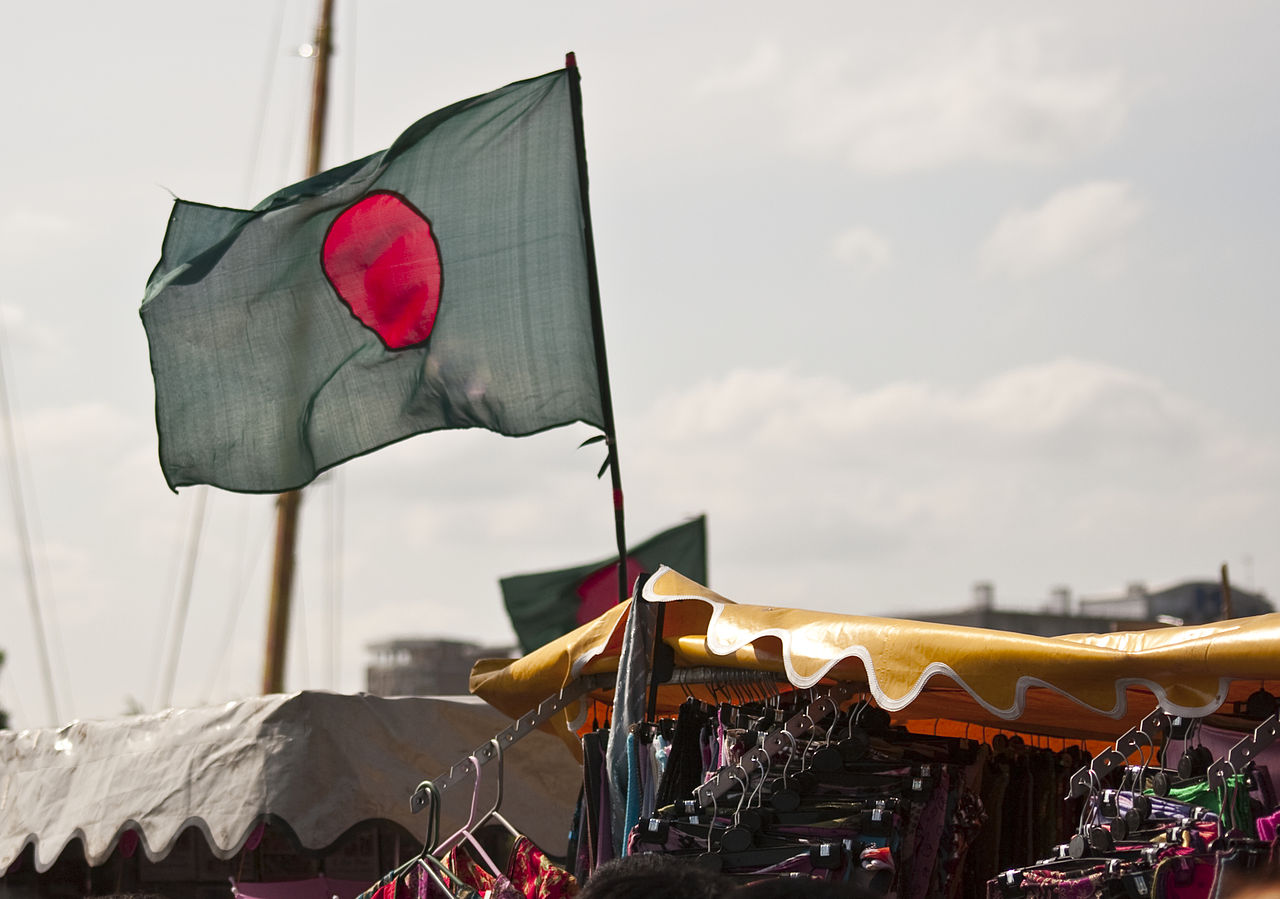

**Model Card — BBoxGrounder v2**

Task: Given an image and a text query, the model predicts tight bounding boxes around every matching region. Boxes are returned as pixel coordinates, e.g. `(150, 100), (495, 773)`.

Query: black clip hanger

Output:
(1068, 710), (1171, 798)
(1207, 711), (1280, 789)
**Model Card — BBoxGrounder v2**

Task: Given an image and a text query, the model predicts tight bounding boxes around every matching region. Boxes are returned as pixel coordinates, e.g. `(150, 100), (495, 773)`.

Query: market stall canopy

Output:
(0, 691), (580, 874)
(471, 566), (1280, 747)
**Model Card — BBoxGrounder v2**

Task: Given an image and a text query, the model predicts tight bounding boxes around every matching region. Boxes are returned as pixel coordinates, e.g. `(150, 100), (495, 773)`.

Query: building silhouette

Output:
(911, 579), (1273, 638)
(366, 638), (515, 696)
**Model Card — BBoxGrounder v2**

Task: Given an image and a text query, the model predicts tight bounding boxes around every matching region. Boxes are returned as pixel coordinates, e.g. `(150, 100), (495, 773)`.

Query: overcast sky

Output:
(1, 2), (1276, 729)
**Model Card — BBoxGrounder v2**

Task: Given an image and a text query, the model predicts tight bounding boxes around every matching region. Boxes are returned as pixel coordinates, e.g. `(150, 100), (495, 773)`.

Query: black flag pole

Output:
(565, 52), (629, 605)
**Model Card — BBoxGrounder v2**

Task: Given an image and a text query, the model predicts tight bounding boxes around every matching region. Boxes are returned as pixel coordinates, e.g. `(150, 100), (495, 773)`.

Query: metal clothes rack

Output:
(410, 666), (799, 812)
(695, 684), (855, 807)
(1066, 709), (1171, 798)
(411, 672), (612, 812)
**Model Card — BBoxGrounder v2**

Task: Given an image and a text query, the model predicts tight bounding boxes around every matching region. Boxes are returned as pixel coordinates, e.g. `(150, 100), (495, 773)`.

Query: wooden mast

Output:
(262, 0), (335, 694)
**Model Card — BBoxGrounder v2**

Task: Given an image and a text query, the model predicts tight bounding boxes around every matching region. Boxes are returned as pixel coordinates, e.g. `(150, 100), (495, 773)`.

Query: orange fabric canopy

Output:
(471, 567), (1280, 748)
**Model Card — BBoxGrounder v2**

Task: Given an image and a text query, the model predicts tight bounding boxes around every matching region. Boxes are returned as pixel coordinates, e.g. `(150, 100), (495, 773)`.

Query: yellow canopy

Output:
(471, 567), (1280, 749)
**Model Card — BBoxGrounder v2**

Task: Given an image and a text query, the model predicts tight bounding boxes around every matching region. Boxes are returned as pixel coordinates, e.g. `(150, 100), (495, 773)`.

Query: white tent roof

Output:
(0, 691), (580, 874)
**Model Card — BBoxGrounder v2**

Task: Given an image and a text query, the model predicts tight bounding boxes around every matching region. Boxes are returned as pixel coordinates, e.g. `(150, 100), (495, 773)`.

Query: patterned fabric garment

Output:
(1005, 865), (1106, 899)
(357, 863), (479, 899)
(944, 786), (987, 887)
(417, 865), (480, 899)
(508, 836), (580, 899)
(904, 766), (952, 899)
(447, 837), (580, 899)
(481, 876), (524, 899)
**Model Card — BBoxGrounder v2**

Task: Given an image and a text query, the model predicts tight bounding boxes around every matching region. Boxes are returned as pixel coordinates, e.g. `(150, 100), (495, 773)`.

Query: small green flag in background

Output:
(501, 516), (708, 654)
(141, 67), (603, 493)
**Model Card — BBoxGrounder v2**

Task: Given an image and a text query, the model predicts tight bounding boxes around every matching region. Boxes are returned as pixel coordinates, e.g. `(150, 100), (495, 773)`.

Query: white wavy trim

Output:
(16, 814), (269, 873)
(0, 693), (582, 875)
(638, 565), (1237, 722)
(567, 600), (631, 681)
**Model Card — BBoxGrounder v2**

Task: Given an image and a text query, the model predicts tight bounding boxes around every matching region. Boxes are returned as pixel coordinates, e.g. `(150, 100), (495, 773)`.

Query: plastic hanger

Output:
(397, 781), (471, 899)
(434, 754), (505, 876)
(470, 738), (522, 841)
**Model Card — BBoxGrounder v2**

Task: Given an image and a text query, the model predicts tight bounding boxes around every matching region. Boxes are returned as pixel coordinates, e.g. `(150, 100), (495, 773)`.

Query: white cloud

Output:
(831, 227), (892, 273)
(635, 359), (1208, 468)
(979, 180), (1143, 278)
(622, 359), (1275, 612)
(8, 358), (1277, 727)
(704, 25), (1131, 174)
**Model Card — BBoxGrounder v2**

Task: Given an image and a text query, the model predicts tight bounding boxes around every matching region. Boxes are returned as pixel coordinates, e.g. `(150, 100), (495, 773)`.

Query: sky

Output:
(0, 2), (1276, 730)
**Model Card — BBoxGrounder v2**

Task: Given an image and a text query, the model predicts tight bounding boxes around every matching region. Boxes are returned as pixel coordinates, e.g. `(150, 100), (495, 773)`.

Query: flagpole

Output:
(263, 0), (335, 695)
(564, 52), (629, 606)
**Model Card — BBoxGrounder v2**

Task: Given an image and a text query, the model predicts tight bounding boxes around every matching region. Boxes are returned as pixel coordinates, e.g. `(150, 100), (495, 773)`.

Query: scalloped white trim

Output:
(637, 565), (1235, 722)
(22, 813), (268, 874)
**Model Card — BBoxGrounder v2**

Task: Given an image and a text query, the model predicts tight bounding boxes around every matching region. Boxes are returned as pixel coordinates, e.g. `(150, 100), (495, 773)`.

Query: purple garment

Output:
(1155, 856), (1216, 899)
(1115, 789), (1220, 825)
(1168, 722), (1280, 804)
(1257, 808), (1280, 842)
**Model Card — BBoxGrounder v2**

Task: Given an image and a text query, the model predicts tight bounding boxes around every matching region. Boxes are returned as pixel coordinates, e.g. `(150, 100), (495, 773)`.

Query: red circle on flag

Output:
(322, 191), (442, 350)
(575, 557), (646, 626)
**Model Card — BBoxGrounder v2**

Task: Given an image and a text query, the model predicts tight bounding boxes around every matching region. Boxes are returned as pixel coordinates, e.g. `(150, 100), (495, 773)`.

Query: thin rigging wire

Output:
(157, 487), (208, 709)
(2, 326), (73, 717)
(342, 0), (357, 164)
(326, 471), (344, 689)
(18, 472), (72, 719)
(276, 4), (309, 191)
(149, 492), (193, 709)
(243, 0), (289, 203)
(0, 313), (60, 725)
(294, 566), (310, 689)
(199, 497), (273, 702)
(316, 0), (353, 693)
(193, 3), (295, 704)
(145, 0), (283, 702)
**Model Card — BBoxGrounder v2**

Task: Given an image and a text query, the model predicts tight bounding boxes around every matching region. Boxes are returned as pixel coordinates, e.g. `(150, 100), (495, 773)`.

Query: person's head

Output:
(580, 852), (731, 899)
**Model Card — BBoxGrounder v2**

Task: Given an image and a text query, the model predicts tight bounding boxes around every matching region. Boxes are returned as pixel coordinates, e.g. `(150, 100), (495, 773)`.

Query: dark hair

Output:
(580, 852), (732, 899)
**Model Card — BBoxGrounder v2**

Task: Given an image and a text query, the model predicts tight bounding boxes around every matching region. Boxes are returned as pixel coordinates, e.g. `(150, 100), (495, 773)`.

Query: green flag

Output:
(141, 67), (604, 493)
(501, 516), (708, 654)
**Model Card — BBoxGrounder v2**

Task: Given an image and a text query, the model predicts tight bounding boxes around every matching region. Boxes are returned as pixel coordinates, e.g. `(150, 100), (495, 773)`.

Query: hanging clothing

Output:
(445, 836), (579, 899)
(619, 696), (990, 899)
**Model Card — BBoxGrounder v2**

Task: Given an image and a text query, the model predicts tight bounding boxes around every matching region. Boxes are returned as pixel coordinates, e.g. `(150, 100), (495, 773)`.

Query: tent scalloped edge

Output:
(638, 565), (1235, 721)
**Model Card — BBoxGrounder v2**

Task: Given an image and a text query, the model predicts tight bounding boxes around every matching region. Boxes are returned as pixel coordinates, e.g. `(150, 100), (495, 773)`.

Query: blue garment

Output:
(605, 596), (657, 856)
(623, 731), (642, 856)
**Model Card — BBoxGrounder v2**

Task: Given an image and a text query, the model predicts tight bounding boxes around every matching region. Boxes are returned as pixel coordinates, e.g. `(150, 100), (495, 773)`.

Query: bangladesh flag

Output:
(141, 66), (604, 493)
(501, 516), (708, 654)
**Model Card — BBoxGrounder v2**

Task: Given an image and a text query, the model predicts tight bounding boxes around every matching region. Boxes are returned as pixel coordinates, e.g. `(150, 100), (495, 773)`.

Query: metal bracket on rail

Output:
(410, 672), (614, 812)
